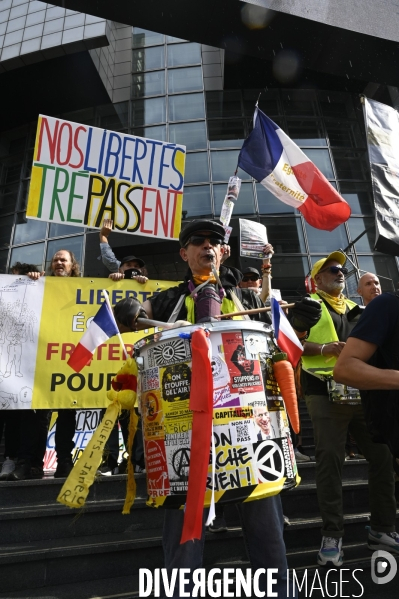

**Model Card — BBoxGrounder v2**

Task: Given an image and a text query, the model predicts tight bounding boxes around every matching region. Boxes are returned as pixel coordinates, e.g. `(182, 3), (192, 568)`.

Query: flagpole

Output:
(102, 290), (129, 360)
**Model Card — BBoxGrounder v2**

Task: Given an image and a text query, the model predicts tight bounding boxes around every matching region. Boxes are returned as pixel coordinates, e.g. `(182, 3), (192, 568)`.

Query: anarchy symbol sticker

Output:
(254, 440), (284, 483)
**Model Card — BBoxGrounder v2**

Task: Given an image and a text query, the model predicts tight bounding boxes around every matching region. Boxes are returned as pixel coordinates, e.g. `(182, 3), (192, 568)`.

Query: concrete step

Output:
(0, 472), (148, 508)
(0, 497), (165, 544)
(281, 480), (373, 518)
(296, 458), (368, 482)
(2, 510), (398, 595)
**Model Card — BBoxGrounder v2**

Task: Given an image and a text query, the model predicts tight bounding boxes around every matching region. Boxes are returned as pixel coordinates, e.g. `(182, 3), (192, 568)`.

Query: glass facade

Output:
(1, 25), (398, 301)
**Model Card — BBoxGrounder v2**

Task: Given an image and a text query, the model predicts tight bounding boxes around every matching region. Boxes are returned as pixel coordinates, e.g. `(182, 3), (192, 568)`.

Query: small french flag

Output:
(270, 298), (303, 368)
(68, 301), (120, 373)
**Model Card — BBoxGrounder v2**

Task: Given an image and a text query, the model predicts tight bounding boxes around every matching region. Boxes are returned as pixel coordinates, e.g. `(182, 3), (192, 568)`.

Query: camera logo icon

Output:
(371, 550), (397, 584)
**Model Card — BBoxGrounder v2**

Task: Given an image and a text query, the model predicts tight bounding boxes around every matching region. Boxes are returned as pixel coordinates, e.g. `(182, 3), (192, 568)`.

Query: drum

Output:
(134, 320), (300, 508)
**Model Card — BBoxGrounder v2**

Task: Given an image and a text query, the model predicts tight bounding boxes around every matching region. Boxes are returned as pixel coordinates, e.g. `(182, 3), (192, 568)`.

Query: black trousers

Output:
(54, 409), (76, 462)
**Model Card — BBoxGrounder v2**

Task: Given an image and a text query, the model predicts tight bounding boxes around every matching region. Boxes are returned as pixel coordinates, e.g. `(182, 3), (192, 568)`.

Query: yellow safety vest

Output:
(301, 293), (357, 378)
(185, 296), (241, 324)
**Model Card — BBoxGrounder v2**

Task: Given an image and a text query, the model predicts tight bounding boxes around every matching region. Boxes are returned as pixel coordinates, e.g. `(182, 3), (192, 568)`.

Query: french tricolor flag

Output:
(238, 108), (351, 231)
(270, 298), (303, 368)
(68, 301), (120, 373)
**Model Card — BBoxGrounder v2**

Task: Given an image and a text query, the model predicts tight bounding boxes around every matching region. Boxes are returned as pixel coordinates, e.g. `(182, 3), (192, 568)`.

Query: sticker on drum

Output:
(136, 321), (300, 508)
(146, 338), (191, 369)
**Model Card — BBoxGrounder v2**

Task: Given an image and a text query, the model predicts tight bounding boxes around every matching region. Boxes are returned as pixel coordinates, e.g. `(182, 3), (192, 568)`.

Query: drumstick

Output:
(215, 303), (296, 318)
(136, 317), (178, 329)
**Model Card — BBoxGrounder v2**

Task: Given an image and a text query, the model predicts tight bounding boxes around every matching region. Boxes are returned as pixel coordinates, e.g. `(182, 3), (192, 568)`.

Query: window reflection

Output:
(206, 91), (242, 118)
(0, 184), (19, 213)
(131, 97), (165, 126)
(213, 183), (254, 216)
(0, 215), (14, 249)
(10, 242), (45, 272)
(49, 224), (83, 237)
(340, 183), (374, 215)
(208, 119), (245, 148)
(168, 67), (203, 93)
(133, 125), (167, 142)
(133, 46), (165, 72)
(261, 217), (306, 253)
(169, 122), (207, 150)
(332, 149), (368, 180)
(347, 217), (375, 253)
(305, 222), (348, 253)
(286, 120), (326, 146)
(256, 184), (295, 214)
(184, 153), (209, 184)
(183, 186), (212, 217)
(302, 149), (334, 179)
(168, 93), (205, 121)
(0, 249), (8, 274)
(266, 256), (309, 302)
(132, 71), (165, 98)
(167, 43), (201, 67)
(133, 28), (165, 48)
(14, 219), (47, 245)
(211, 150), (249, 181)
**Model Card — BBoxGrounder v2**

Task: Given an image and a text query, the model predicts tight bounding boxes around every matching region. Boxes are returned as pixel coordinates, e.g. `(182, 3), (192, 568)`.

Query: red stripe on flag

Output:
(67, 343), (94, 373)
(277, 330), (303, 368)
(292, 162), (351, 231)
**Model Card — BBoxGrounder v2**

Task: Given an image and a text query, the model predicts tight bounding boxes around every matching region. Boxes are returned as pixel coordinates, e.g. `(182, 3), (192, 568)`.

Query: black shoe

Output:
(54, 460), (74, 478)
(208, 514), (228, 533)
(10, 462), (32, 481)
(30, 466), (44, 479)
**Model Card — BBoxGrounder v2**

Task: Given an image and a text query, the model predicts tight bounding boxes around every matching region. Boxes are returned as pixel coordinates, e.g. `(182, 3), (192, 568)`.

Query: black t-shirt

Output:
(349, 292), (399, 457)
(349, 292), (399, 365)
(301, 298), (355, 396)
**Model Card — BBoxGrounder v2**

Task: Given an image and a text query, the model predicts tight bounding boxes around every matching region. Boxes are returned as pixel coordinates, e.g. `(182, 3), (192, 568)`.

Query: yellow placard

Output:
(32, 277), (176, 408)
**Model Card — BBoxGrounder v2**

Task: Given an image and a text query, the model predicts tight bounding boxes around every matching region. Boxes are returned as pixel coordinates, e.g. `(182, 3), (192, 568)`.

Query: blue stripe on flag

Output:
(271, 298), (281, 338)
(93, 302), (119, 337)
(238, 109), (283, 181)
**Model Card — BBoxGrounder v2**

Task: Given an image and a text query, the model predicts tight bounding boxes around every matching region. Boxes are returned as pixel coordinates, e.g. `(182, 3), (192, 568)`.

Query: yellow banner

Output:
(32, 277), (175, 408)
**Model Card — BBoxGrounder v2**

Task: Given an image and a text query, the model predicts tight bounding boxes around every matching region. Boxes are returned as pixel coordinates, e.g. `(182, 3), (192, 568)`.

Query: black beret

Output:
(179, 219), (226, 247)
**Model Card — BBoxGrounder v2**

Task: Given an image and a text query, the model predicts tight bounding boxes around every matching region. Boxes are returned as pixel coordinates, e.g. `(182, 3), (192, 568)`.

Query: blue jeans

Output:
(162, 494), (295, 598)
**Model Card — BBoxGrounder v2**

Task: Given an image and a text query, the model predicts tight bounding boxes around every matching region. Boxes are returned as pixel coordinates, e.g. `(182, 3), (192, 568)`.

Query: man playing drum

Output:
(299, 252), (398, 567)
(114, 219), (321, 598)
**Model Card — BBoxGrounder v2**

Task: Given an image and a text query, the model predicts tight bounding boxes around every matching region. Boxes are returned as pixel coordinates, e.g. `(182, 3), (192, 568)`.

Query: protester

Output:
(26, 250), (81, 478)
(112, 218), (321, 598)
(357, 271), (381, 305)
(99, 219), (148, 283)
(299, 252), (398, 565)
(334, 287), (399, 463)
(239, 267), (262, 294)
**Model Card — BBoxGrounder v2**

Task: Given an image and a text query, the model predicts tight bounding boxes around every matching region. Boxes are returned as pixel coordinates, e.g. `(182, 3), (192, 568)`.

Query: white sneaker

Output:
(317, 536), (344, 567)
(0, 457), (16, 480)
(294, 448), (311, 462)
(367, 526), (399, 554)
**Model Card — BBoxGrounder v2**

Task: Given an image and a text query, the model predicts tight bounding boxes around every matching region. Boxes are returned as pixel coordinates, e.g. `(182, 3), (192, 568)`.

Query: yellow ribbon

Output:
(57, 358), (138, 511)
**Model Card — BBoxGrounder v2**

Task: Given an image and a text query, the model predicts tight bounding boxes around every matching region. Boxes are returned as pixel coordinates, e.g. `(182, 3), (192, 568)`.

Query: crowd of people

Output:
(1, 217), (399, 597)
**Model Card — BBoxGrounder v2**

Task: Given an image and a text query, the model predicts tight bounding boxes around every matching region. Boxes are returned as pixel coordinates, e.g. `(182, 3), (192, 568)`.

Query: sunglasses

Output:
(318, 265), (348, 275)
(242, 275), (260, 282)
(184, 235), (222, 247)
